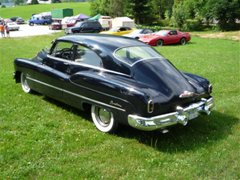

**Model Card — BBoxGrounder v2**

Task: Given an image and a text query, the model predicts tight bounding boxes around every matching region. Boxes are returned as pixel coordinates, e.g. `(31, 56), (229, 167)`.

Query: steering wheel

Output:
(60, 48), (73, 60)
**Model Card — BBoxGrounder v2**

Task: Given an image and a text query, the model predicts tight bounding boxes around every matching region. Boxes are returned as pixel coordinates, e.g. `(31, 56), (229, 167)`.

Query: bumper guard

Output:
(128, 97), (214, 131)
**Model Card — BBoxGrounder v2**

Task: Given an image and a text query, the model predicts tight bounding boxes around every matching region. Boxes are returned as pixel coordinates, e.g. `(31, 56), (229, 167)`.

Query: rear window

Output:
(114, 46), (164, 66)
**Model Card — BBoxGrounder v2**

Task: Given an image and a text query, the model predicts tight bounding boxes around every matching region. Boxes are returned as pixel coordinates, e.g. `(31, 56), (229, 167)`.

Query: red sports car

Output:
(139, 30), (191, 46)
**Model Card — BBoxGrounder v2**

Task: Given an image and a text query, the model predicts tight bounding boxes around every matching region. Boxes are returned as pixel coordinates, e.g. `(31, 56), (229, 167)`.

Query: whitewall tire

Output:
(91, 105), (118, 133)
(20, 73), (31, 93)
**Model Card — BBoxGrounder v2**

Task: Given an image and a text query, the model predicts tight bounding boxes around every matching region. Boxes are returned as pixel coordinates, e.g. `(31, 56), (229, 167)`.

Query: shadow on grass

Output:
(116, 111), (239, 152)
(43, 96), (92, 121)
(42, 97), (238, 152)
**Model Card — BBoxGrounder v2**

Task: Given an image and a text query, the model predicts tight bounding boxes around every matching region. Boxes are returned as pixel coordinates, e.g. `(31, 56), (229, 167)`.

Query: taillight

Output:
(208, 84), (213, 94)
(147, 100), (154, 113)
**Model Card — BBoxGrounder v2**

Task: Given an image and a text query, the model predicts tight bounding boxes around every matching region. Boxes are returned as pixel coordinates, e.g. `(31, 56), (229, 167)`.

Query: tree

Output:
(14, 0), (25, 5)
(151, 0), (174, 20)
(30, 0), (39, 4)
(205, 0), (240, 30)
(171, 1), (188, 28)
(90, 0), (126, 17)
(126, 0), (155, 24)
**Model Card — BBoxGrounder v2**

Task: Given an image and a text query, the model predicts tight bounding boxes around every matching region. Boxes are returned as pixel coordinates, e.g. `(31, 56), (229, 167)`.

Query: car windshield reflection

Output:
(156, 30), (168, 36)
(114, 46), (164, 66)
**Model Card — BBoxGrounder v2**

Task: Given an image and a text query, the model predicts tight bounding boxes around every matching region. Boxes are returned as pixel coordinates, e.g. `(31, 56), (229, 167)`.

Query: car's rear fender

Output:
(70, 71), (151, 116)
(14, 58), (33, 79)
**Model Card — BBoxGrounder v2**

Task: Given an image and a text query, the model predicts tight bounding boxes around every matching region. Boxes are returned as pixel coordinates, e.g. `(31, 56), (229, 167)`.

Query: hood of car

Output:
(140, 34), (160, 41)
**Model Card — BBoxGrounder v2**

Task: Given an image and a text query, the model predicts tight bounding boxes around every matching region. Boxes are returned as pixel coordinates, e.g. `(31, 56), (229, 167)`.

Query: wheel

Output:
(180, 38), (186, 45)
(20, 73), (31, 93)
(91, 105), (118, 133)
(29, 22), (34, 26)
(157, 39), (163, 46)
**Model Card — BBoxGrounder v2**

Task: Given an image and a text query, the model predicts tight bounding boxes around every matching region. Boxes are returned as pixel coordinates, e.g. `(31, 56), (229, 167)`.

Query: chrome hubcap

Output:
(96, 108), (112, 126)
(21, 73), (30, 92)
(158, 41), (163, 46)
(181, 39), (186, 44)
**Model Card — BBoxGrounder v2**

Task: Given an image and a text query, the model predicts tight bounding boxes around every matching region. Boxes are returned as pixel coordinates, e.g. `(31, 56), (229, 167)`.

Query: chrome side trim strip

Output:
(46, 54), (131, 77)
(27, 77), (126, 112)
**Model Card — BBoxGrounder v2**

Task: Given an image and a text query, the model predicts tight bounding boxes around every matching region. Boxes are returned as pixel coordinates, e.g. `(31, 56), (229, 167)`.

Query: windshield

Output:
(114, 46), (164, 66)
(129, 29), (142, 34)
(156, 30), (168, 36)
(75, 22), (83, 27)
(109, 27), (119, 32)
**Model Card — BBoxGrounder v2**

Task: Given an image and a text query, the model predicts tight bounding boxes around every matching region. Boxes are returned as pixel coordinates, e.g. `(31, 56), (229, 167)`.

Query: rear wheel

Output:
(20, 73), (32, 93)
(157, 39), (163, 46)
(180, 38), (186, 45)
(91, 105), (118, 133)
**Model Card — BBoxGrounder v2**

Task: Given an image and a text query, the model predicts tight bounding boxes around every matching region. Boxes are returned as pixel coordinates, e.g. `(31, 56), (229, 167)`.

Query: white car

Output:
(124, 29), (154, 39)
(7, 22), (20, 31)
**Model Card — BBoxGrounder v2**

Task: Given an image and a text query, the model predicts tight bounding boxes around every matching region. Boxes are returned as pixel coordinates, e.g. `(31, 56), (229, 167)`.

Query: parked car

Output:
(10, 16), (20, 22)
(61, 17), (77, 29)
(7, 22), (20, 31)
(4, 19), (12, 24)
(13, 34), (213, 133)
(124, 29), (154, 39)
(29, 14), (52, 26)
(139, 30), (191, 46)
(16, 17), (25, 24)
(49, 22), (62, 30)
(65, 20), (102, 34)
(100, 26), (134, 35)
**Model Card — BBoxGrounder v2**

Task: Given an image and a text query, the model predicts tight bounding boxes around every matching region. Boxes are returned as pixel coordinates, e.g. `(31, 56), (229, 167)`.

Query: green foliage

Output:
(1, 4), (6, 8)
(171, 1), (188, 28)
(90, 0), (156, 24)
(0, 34), (240, 179)
(90, 0), (126, 17)
(127, 0), (154, 24)
(136, 24), (176, 31)
(171, 0), (240, 31)
(30, 0), (39, 5)
(182, 19), (204, 31)
(205, 0), (240, 31)
(14, 0), (25, 5)
(151, 0), (174, 20)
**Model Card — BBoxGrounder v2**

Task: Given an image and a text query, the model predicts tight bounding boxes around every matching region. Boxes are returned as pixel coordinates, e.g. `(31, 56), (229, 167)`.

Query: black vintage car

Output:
(14, 34), (214, 133)
(64, 20), (102, 34)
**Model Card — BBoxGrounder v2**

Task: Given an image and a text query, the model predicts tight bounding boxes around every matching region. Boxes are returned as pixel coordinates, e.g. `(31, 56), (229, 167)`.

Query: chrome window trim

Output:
(27, 77), (126, 112)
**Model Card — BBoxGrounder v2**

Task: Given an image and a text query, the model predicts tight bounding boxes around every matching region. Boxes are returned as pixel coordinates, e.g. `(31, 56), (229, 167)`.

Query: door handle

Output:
(63, 62), (69, 65)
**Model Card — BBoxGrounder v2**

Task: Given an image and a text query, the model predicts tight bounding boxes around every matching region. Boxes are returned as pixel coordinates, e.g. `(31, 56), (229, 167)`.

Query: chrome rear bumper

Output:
(128, 97), (214, 131)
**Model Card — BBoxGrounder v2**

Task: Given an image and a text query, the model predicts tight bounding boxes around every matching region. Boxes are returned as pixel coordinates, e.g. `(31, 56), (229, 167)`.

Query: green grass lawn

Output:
(0, 2), (90, 20)
(0, 34), (239, 179)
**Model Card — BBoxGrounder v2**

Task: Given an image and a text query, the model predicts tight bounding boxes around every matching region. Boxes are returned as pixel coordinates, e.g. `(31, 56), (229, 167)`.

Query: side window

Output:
(120, 27), (126, 31)
(89, 22), (95, 27)
(81, 23), (89, 28)
(170, 30), (177, 35)
(144, 29), (153, 34)
(51, 41), (74, 60)
(74, 45), (103, 67)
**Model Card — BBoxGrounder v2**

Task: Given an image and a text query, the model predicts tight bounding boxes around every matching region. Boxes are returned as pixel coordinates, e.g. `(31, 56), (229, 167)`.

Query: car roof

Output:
(57, 34), (145, 52)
